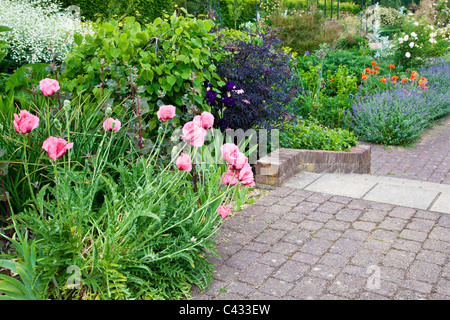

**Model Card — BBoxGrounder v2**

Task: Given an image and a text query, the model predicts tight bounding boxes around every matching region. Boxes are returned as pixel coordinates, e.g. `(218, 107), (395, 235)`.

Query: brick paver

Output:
(191, 116), (450, 300)
(369, 116), (450, 185)
(191, 188), (450, 300)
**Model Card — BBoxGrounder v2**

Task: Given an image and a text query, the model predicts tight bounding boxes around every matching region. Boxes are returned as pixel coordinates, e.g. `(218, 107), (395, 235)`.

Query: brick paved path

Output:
(369, 116), (450, 185)
(191, 116), (450, 301)
(191, 188), (450, 300)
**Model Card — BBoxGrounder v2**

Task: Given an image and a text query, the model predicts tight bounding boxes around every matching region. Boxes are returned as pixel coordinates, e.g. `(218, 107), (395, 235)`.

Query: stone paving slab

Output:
(191, 186), (450, 301)
(294, 173), (450, 214)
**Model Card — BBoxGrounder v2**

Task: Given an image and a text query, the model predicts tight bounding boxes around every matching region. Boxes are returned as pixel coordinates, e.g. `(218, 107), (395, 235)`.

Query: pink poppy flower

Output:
(217, 205), (231, 219)
(175, 153), (192, 172)
(230, 152), (248, 170)
(13, 110), (40, 134)
(199, 111), (214, 130)
(42, 136), (74, 161)
(103, 118), (121, 132)
(182, 121), (207, 147)
(238, 163), (255, 187)
(39, 78), (60, 97)
(157, 105), (176, 121)
(220, 143), (240, 164)
(221, 168), (239, 186)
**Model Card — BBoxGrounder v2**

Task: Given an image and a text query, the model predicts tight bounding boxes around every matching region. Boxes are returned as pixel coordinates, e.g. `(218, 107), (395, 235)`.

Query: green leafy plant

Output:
(1, 70), (256, 299)
(392, 16), (450, 69)
(279, 119), (358, 152)
(62, 13), (223, 138)
(325, 65), (358, 96)
(58, 0), (174, 24)
(0, 26), (11, 65)
(0, 228), (44, 300)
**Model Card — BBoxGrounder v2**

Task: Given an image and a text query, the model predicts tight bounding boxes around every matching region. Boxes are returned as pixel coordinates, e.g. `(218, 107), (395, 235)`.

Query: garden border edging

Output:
(255, 145), (371, 188)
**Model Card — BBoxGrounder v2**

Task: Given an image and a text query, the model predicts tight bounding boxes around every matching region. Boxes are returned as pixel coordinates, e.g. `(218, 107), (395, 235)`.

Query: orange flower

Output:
(389, 64), (396, 69)
(371, 61), (377, 66)
(419, 77), (428, 84)
(374, 70), (379, 75)
(374, 66), (380, 70)
(419, 83), (428, 90)
(392, 76), (399, 83)
(365, 68), (371, 73)
(410, 71), (418, 81)
(380, 78), (387, 83)
(400, 78), (409, 83)
(361, 73), (369, 80)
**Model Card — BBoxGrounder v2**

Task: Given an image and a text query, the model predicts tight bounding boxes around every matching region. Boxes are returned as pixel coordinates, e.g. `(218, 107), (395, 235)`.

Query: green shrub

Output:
(294, 94), (354, 129)
(279, 119), (358, 151)
(58, 0), (174, 23)
(325, 65), (358, 96)
(61, 13), (223, 138)
(379, 6), (403, 28)
(392, 16), (450, 69)
(321, 49), (376, 80)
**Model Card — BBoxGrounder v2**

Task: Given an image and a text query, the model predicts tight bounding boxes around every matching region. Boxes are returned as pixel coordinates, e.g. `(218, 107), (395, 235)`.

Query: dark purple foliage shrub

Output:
(208, 33), (297, 131)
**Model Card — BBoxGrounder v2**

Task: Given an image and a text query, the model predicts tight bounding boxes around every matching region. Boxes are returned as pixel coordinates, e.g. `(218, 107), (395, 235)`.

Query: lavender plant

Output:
(345, 82), (449, 145)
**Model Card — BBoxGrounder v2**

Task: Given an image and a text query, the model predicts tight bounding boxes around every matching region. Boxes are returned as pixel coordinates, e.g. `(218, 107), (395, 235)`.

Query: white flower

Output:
(413, 22), (419, 26)
(409, 42), (415, 48)
(404, 35), (409, 41)
(399, 38), (404, 44)
(0, 0), (95, 64)
(405, 52), (411, 58)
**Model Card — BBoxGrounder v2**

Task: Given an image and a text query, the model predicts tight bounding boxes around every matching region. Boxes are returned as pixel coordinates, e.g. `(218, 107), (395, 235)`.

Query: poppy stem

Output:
(53, 161), (63, 238)
(22, 135), (37, 208)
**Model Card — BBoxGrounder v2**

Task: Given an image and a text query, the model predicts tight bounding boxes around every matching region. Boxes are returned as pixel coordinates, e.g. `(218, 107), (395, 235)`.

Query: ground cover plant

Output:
(279, 119), (358, 151)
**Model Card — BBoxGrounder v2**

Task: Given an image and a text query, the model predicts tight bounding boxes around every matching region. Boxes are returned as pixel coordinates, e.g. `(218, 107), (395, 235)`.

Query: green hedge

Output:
(58, 0), (173, 23)
(282, 0), (361, 15)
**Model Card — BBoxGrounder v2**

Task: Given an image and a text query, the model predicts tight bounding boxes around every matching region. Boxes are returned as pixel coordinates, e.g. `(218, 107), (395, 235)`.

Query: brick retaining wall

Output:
(255, 145), (371, 187)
